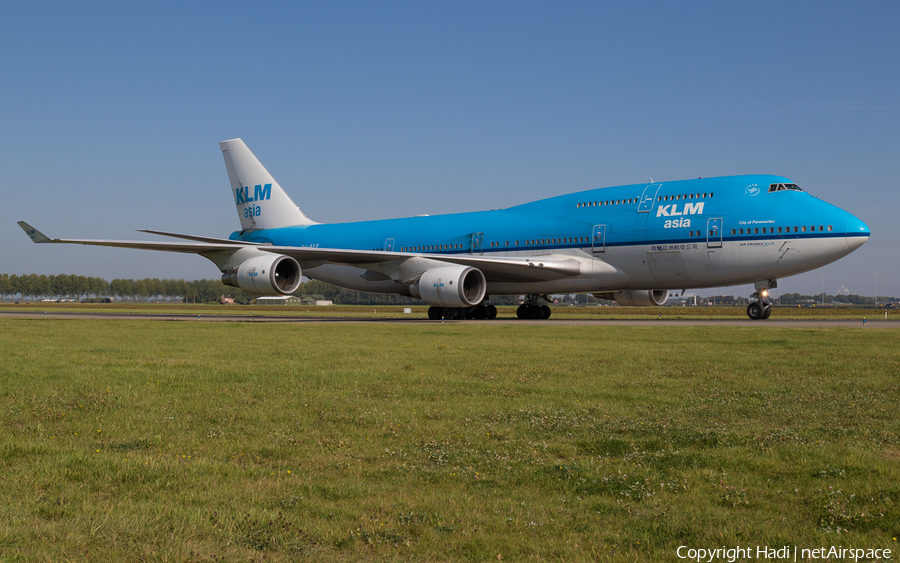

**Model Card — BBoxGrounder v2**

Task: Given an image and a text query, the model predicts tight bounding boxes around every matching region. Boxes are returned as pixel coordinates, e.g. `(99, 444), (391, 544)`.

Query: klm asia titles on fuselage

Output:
(656, 201), (705, 229)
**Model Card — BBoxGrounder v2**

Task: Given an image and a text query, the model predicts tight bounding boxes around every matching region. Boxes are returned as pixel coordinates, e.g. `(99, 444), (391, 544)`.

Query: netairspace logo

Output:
(676, 545), (893, 562)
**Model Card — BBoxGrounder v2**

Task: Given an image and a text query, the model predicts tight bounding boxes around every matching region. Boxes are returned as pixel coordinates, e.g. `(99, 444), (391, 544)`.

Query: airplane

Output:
(19, 138), (870, 320)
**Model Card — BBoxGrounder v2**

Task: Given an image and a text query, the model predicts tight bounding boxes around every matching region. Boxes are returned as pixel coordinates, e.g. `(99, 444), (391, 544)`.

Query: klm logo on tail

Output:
(235, 184), (272, 205)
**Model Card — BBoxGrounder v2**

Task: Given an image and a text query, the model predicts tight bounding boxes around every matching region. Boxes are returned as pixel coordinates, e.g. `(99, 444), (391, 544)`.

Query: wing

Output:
(18, 222), (241, 254)
(19, 222), (584, 283)
(260, 245), (582, 282)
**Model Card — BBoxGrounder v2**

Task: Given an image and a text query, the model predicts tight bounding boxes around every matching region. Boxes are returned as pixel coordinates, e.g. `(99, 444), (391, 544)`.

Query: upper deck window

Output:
(768, 183), (803, 193)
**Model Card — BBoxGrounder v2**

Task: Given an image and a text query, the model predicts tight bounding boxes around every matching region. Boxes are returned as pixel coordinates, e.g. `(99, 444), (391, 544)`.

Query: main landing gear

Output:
(427, 303), (498, 320)
(516, 295), (552, 320)
(746, 280), (776, 320)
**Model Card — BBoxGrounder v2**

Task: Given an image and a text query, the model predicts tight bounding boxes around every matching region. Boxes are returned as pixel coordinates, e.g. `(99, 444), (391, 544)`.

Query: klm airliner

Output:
(19, 138), (870, 320)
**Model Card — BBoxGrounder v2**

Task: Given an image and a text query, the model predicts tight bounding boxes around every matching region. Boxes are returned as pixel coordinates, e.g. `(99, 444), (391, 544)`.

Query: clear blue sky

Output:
(3, 1), (897, 299)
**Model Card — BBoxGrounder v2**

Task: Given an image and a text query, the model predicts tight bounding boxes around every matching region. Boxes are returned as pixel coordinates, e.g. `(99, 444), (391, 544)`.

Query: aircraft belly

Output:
(646, 250), (691, 284)
(300, 238), (855, 296)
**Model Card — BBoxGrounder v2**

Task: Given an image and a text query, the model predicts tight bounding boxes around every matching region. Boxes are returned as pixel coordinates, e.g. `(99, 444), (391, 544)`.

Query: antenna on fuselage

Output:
(649, 177), (654, 183)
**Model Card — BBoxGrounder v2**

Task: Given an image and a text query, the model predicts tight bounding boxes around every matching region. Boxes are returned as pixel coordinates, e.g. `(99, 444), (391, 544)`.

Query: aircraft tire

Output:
(541, 305), (552, 319)
(472, 305), (487, 320)
(441, 307), (457, 320)
(529, 305), (544, 319)
(516, 305), (527, 319)
(762, 304), (772, 319)
(747, 302), (764, 320)
(485, 304), (498, 320)
(428, 306), (441, 320)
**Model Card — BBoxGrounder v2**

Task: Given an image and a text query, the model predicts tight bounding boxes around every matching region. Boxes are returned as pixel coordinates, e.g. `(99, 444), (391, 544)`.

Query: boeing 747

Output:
(19, 138), (870, 320)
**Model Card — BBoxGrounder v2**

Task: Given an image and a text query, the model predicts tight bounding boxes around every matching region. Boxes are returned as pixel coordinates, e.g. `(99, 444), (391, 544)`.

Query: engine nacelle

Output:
(594, 289), (670, 307)
(410, 266), (486, 307)
(221, 254), (302, 296)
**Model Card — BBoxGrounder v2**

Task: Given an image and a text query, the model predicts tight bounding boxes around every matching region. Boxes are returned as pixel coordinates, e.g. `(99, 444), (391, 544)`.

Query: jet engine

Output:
(409, 265), (486, 307)
(221, 254), (302, 296)
(594, 289), (670, 307)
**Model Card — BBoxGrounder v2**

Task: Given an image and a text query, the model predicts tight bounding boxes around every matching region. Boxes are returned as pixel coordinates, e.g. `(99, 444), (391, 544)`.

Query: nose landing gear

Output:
(747, 281), (776, 320)
(746, 300), (771, 320)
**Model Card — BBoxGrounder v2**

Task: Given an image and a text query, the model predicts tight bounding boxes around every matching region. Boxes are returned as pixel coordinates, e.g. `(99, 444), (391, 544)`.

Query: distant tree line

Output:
(0, 274), (520, 306)
(7, 273), (891, 307)
(777, 292), (896, 305)
(0, 273), (255, 303)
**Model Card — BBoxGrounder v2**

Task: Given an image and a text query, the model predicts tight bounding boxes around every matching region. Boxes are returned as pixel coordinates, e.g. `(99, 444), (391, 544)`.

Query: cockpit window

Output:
(768, 183), (804, 193)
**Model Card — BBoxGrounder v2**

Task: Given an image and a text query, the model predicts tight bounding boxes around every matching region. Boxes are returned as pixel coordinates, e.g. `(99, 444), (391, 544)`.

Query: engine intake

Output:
(594, 290), (670, 307)
(222, 254), (302, 296)
(410, 266), (486, 307)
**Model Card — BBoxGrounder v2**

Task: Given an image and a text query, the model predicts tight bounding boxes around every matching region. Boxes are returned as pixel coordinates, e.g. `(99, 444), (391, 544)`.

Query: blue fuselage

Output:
(228, 174), (868, 294)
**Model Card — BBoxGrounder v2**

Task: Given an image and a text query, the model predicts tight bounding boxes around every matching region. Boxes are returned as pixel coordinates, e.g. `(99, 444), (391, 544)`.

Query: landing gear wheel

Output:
(428, 306), (441, 320)
(441, 307), (457, 320)
(529, 305), (544, 319)
(762, 304), (772, 319)
(747, 302), (765, 320)
(540, 305), (552, 319)
(485, 304), (498, 320)
(472, 305), (487, 320)
(516, 305), (527, 319)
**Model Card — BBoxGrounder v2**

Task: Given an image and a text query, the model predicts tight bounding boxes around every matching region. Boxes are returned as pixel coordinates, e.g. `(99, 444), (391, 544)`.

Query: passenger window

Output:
(819, 226), (824, 232)
(754, 228), (759, 234)
(777, 227), (782, 233)
(794, 227), (799, 233)
(801, 226), (806, 232)
(828, 225), (833, 231)
(732, 229), (737, 235)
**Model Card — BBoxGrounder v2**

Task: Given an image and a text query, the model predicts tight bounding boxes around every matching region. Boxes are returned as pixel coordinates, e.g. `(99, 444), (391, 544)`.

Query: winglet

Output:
(17, 221), (53, 243)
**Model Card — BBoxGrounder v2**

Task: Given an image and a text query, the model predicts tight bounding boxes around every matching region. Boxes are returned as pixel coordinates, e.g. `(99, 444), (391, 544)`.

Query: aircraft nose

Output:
(845, 214), (870, 252)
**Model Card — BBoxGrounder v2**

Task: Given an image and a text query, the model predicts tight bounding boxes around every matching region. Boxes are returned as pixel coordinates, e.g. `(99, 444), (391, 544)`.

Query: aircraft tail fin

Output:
(220, 138), (317, 231)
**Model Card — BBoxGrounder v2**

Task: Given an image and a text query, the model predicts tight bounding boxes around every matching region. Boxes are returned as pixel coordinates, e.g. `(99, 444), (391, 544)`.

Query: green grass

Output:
(1, 319), (898, 561)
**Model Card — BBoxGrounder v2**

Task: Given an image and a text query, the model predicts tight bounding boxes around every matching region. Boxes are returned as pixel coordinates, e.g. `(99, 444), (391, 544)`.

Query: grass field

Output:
(1, 317), (898, 561)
